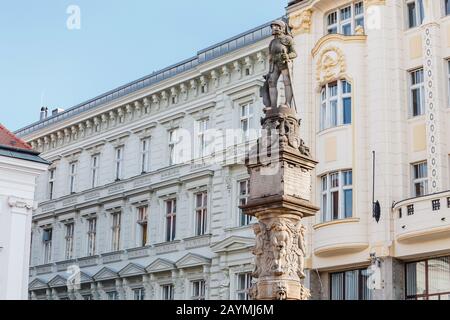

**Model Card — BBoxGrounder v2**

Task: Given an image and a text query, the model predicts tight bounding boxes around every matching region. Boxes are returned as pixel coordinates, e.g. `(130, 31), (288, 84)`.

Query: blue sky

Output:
(0, 1), (284, 131)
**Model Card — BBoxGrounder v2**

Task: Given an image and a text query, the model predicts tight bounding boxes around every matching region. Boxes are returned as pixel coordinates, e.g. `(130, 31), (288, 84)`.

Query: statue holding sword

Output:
(261, 20), (298, 112)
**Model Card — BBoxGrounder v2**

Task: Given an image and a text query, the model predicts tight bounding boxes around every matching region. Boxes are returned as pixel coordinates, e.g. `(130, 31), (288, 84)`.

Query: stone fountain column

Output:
(241, 105), (318, 300)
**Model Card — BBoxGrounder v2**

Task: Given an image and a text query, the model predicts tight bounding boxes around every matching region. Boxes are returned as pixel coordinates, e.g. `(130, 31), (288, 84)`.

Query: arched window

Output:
(320, 80), (352, 131)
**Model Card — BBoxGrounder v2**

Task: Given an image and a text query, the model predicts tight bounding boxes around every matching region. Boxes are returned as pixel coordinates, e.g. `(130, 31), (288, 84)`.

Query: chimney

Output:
(39, 107), (46, 121)
(44, 107), (48, 118)
(52, 108), (65, 116)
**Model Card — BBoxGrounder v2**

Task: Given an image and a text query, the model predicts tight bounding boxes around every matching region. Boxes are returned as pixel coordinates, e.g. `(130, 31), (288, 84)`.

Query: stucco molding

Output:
(312, 34), (367, 57)
(289, 8), (313, 36)
(8, 196), (34, 211)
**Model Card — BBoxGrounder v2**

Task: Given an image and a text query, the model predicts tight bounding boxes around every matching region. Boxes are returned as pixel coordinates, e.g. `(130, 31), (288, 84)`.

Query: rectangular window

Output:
(107, 291), (118, 300)
(321, 170), (353, 222)
(169, 129), (179, 166)
(91, 155), (99, 188)
(197, 119), (209, 158)
(330, 269), (373, 300)
(320, 80), (352, 130)
(166, 199), (176, 242)
(48, 168), (56, 200)
(446, 0), (450, 16)
(326, 2), (364, 35)
(195, 192), (208, 236)
(240, 103), (254, 141)
(191, 280), (206, 300)
(342, 81), (352, 124)
(141, 138), (150, 173)
(407, 0), (424, 28)
(410, 69), (425, 117)
(87, 218), (97, 256)
(65, 223), (74, 260)
(115, 147), (123, 181)
(137, 206), (148, 247)
(343, 170), (353, 218)
(236, 273), (252, 300)
(43, 228), (52, 264)
(69, 162), (77, 194)
(412, 161), (428, 197)
(111, 212), (121, 251)
(239, 180), (252, 226)
(133, 288), (145, 300)
(406, 256), (450, 300)
(162, 284), (174, 300)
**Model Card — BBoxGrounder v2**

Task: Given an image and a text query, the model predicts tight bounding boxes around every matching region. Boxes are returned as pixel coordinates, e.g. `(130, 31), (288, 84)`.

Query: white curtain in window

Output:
(345, 270), (358, 300)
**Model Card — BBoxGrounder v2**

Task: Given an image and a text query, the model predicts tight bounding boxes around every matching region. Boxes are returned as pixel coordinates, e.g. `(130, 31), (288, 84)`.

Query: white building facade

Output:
(0, 126), (48, 300)
(18, 0), (450, 300)
(19, 22), (272, 300)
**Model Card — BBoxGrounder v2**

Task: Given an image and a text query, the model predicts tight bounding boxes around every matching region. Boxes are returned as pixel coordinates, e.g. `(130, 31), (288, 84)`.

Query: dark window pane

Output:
(343, 97), (352, 124)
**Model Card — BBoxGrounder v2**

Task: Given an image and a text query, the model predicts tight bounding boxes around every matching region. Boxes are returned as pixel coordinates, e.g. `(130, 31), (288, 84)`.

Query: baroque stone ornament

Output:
(316, 46), (346, 85)
(289, 9), (312, 35)
(242, 22), (318, 301)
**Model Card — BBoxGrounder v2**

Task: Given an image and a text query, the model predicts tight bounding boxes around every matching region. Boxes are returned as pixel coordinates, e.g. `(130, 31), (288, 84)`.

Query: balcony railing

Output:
(393, 190), (450, 244)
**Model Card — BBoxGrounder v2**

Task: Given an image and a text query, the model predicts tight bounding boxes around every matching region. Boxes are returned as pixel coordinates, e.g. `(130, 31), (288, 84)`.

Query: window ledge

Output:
(313, 217), (360, 230)
(317, 124), (351, 137)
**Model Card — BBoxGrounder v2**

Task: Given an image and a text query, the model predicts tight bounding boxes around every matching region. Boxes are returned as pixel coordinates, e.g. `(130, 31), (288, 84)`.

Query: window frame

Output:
(133, 288), (145, 300)
(114, 147), (124, 181)
(42, 228), (53, 264)
(320, 170), (353, 222)
(161, 284), (174, 300)
(168, 129), (179, 166)
(238, 179), (252, 226)
(330, 268), (373, 300)
(406, 0), (425, 29)
(240, 102), (254, 141)
(405, 256), (450, 300)
(196, 119), (209, 158)
(412, 161), (428, 197)
(165, 199), (177, 242)
(191, 280), (206, 300)
(69, 161), (77, 194)
(48, 168), (56, 200)
(87, 217), (97, 256)
(409, 68), (425, 117)
(325, 1), (365, 36)
(137, 205), (149, 247)
(320, 80), (352, 131)
(111, 212), (121, 252)
(140, 138), (151, 174)
(236, 272), (253, 300)
(91, 155), (100, 188)
(194, 192), (208, 236)
(64, 223), (74, 260)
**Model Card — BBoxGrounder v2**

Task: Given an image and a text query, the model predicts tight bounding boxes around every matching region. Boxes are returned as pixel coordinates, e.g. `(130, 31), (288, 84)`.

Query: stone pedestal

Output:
(242, 105), (318, 300)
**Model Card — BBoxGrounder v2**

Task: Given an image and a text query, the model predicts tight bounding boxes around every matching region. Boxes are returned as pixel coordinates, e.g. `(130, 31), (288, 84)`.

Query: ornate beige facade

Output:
(288, 0), (450, 300)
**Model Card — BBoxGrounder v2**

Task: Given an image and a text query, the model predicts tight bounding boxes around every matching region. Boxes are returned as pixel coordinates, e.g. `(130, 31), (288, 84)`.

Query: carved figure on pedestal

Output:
(269, 221), (291, 275)
(252, 223), (265, 278)
(294, 223), (307, 279)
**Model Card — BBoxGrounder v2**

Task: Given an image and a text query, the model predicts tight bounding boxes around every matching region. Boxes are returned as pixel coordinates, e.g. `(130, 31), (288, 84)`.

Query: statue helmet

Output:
(271, 20), (288, 34)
